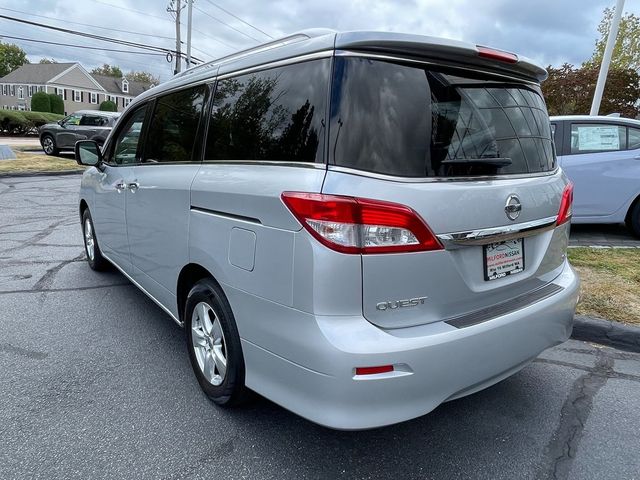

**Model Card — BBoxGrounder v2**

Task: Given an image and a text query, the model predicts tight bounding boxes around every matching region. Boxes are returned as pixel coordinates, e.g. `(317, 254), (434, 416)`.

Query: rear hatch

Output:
(322, 52), (570, 329)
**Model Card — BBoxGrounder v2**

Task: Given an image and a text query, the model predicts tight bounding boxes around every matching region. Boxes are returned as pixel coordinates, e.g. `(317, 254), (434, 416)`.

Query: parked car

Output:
(75, 30), (579, 430)
(39, 110), (120, 156)
(550, 115), (640, 237)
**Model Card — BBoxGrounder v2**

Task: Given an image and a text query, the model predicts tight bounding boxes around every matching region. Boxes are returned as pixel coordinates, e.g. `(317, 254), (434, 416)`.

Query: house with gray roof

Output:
(0, 63), (153, 114)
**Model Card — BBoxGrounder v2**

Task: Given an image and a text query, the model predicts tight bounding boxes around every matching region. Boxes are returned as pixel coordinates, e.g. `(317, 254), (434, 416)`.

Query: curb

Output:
(572, 315), (640, 353)
(0, 170), (84, 178)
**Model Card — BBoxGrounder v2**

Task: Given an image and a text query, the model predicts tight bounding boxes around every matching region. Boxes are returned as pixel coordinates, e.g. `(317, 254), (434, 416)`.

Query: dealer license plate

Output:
(483, 239), (525, 281)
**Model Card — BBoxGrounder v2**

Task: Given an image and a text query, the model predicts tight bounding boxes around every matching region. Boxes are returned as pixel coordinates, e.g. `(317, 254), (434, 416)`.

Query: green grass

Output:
(0, 151), (83, 175)
(568, 247), (640, 324)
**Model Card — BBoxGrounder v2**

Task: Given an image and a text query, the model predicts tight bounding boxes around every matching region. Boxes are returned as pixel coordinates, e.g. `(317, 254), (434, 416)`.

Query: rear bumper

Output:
(238, 260), (579, 430)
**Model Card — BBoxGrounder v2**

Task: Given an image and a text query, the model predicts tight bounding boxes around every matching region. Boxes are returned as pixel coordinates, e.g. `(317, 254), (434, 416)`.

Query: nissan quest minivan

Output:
(75, 30), (579, 430)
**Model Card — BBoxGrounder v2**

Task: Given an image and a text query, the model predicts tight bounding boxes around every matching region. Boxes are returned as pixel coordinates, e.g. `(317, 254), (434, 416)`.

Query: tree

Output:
(126, 70), (160, 85)
(586, 7), (640, 70)
(48, 94), (65, 115)
(0, 42), (28, 77)
(99, 100), (117, 112)
(31, 91), (51, 113)
(39, 58), (57, 64)
(542, 63), (640, 118)
(91, 64), (123, 77)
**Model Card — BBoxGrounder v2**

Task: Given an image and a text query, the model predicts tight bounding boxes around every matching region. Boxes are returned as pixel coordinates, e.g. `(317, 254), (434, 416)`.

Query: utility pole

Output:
(167, 0), (183, 74)
(590, 0), (625, 116)
(186, 0), (193, 69)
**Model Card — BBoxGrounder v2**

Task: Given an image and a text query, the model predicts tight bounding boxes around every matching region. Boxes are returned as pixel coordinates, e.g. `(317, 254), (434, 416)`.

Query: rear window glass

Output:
(329, 57), (556, 177)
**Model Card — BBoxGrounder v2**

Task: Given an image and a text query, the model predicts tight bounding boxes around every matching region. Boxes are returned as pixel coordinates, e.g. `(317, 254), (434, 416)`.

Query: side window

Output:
(110, 105), (147, 165)
(142, 85), (206, 163)
(205, 58), (330, 163)
(627, 127), (640, 150)
(62, 114), (82, 126)
(570, 123), (626, 153)
(80, 115), (107, 127)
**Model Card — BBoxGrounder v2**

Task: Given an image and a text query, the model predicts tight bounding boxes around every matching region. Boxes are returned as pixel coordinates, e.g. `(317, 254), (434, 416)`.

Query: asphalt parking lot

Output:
(1, 174), (639, 480)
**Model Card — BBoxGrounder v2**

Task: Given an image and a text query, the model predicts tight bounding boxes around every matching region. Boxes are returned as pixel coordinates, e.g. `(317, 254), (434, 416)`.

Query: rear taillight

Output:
(557, 182), (574, 226)
(281, 192), (443, 254)
(477, 46), (518, 64)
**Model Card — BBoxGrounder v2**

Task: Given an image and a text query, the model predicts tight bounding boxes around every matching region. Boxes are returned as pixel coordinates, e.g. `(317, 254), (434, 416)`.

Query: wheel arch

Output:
(79, 199), (89, 221)
(625, 192), (640, 224)
(176, 263), (222, 325)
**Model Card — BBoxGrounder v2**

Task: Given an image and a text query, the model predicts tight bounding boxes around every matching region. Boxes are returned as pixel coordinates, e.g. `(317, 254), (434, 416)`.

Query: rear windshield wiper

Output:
(441, 157), (512, 167)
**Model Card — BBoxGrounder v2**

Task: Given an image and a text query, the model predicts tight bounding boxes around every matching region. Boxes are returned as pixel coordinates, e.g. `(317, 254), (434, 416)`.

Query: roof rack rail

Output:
(175, 28), (336, 79)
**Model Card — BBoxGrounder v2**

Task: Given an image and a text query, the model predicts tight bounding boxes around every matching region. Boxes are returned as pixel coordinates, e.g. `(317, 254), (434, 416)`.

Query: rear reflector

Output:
(557, 182), (574, 225)
(355, 365), (394, 376)
(281, 192), (443, 254)
(477, 46), (518, 64)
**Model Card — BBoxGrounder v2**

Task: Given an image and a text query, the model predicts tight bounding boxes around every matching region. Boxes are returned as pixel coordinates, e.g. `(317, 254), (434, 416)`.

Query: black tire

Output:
(81, 209), (109, 271)
(185, 278), (248, 406)
(41, 134), (59, 156)
(626, 200), (640, 238)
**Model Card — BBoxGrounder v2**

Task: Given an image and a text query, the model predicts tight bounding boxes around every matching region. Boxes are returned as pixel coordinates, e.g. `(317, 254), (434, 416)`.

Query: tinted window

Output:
(628, 127), (640, 150)
(329, 57), (556, 177)
(62, 114), (82, 126)
(80, 115), (108, 127)
(111, 105), (147, 165)
(143, 85), (206, 163)
(205, 59), (330, 163)
(570, 123), (626, 153)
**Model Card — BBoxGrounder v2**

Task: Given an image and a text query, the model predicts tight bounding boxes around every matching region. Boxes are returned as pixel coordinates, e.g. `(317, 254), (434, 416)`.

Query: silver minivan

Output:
(76, 30), (579, 430)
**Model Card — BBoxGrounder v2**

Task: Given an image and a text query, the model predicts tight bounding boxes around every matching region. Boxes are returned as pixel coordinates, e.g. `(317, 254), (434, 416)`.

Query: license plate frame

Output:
(483, 239), (525, 281)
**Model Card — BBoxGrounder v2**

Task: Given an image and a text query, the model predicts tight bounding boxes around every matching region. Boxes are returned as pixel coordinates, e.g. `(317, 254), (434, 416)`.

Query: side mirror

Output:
(58, 120), (65, 127)
(75, 140), (102, 166)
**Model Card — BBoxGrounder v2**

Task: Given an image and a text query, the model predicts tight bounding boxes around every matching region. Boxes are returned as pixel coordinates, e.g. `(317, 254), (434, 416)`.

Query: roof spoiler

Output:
(335, 31), (547, 83)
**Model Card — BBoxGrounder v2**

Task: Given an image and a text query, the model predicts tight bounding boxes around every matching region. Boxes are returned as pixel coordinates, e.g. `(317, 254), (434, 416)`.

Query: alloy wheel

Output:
(191, 301), (227, 386)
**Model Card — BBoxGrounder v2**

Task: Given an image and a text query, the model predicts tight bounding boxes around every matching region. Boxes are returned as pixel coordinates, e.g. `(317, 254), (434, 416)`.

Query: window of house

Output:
(90, 92), (98, 104)
(142, 85), (206, 163)
(38, 86), (44, 92)
(18, 87), (24, 100)
(122, 79), (129, 94)
(28, 86), (35, 97)
(570, 123), (627, 153)
(73, 90), (82, 102)
(205, 59), (330, 163)
(10, 85), (15, 96)
(124, 98), (131, 108)
(2, 85), (7, 96)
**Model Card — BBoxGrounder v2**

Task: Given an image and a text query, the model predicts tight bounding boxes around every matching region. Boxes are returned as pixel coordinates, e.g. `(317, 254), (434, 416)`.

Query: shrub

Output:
(99, 100), (117, 112)
(0, 110), (64, 135)
(30, 91), (51, 113)
(48, 93), (65, 115)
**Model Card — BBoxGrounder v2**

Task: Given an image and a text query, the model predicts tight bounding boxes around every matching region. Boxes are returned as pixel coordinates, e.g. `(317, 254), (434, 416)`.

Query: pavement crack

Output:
(0, 343), (48, 360)
(32, 253), (86, 291)
(538, 352), (614, 480)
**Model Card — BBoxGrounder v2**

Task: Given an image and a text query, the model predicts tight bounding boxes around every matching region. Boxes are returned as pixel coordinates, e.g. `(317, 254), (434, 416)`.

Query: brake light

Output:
(281, 192), (443, 254)
(557, 182), (574, 226)
(477, 46), (518, 64)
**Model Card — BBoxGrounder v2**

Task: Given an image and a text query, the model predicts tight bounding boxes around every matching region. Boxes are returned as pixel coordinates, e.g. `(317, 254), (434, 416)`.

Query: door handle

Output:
(128, 181), (139, 192)
(115, 180), (126, 192)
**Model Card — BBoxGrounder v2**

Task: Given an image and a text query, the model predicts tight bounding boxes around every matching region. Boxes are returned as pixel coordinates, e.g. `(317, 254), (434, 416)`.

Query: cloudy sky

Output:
(0, 0), (633, 81)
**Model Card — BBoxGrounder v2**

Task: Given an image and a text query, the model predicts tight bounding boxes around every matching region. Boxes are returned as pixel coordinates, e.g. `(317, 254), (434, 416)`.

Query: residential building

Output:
(0, 63), (153, 114)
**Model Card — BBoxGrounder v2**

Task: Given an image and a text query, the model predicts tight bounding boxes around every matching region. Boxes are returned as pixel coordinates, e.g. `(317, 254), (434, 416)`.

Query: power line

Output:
(85, 0), (235, 51)
(0, 7), (175, 41)
(193, 5), (261, 43)
(0, 35), (168, 56)
(201, 0), (274, 39)
(0, 14), (204, 62)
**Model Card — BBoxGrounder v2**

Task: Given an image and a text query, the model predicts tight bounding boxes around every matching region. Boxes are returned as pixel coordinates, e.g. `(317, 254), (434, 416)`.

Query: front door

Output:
(93, 105), (148, 273)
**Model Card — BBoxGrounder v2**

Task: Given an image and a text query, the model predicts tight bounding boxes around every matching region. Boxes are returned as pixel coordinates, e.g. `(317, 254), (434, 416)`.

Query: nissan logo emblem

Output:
(505, 195), (522, 221)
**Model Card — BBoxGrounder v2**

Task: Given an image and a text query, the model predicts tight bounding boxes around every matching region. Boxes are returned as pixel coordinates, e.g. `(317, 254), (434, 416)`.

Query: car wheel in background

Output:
(185, 278), (248, 406)
(626, 200), (640, 238)
(82, 209), (109, 271)
(41, 135), (59, 156)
